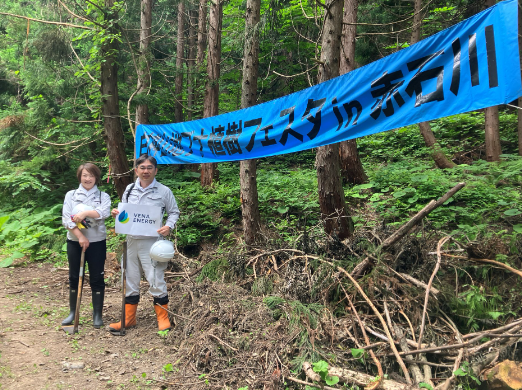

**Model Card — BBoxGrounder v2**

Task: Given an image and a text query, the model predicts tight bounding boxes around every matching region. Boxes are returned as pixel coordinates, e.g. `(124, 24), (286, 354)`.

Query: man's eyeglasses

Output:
(138, 165), (155, 171)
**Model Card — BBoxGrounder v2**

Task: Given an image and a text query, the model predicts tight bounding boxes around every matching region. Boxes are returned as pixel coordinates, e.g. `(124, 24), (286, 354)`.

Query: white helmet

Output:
(150, 240), (175, 262)
(71, 203), (96, 228)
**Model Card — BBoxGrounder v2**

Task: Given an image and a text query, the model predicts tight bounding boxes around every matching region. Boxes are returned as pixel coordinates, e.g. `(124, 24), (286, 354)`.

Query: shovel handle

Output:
(120, 242), (127, 335)
(72, 250), (86, 334)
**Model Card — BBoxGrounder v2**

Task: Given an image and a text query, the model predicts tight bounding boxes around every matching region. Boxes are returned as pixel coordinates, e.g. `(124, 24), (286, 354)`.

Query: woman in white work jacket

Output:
(61, 163), (111, 328)
(109, 154), (180, 333)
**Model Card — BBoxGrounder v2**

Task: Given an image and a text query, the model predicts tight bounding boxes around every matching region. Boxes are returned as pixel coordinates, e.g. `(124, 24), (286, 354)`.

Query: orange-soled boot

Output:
(154, 304), (171, 331)
(108, 303), (137, 331)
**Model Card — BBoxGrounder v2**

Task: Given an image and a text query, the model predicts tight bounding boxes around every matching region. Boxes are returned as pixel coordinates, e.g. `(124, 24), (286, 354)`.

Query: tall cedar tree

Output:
(102, 0), (132, 197)
(411, 0), (455, 169)
(316, 0), (354, 239)
(175, 1), (185, 123)
(239, 0), (262, 244)
(339, 0), (367, 185)
(200, 0), (222, 187)
(484, 0), (501, 161)
(135, 0), (152, 137)
(187, 9), (197, 121)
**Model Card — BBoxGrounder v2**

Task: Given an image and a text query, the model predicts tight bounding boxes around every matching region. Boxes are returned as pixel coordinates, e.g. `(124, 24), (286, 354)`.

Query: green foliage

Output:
(158, 329), (169, 339)
(312, 360), (339, 386)
(162, 363), (173, 372)
(350, 348), (367, 364)
(0, 204), (62, 266)
(449, 285), (509, 332)
(454, 361), (481, 387)
(346, 155), (522, 238)
(196, 258), (229, 282)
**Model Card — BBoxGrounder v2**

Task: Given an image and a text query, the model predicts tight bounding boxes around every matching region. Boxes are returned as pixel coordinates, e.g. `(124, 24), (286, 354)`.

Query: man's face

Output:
(135, 159), (158, 183)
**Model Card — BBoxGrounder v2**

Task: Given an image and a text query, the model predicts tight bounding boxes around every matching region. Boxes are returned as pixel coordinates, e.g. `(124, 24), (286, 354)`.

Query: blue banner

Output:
(136, 0), (522, 164)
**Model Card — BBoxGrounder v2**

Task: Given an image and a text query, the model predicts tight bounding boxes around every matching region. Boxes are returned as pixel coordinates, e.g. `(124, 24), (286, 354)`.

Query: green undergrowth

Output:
(348, 156), (522, 238)
(0, 111), (521, 268)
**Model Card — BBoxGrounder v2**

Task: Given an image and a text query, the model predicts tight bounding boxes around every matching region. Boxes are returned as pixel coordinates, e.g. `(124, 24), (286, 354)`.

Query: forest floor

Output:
(0, 256), (288, 390)
(2, 232), (522, 390)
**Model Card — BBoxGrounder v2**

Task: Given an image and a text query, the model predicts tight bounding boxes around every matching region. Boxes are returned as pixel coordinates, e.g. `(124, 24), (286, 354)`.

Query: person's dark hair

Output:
(77, 163), (102, 184)
(135, 154), (157, 168)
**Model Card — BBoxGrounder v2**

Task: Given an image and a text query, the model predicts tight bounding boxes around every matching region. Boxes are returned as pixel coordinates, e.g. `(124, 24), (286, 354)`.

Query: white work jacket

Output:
(62, 184), (111, 242)
(121, 179), (180, 239)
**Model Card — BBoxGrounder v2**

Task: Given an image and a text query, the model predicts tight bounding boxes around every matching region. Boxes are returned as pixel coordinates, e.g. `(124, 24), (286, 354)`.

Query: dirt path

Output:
(0, 263), (177, 390)
(0, 261), (285, 390)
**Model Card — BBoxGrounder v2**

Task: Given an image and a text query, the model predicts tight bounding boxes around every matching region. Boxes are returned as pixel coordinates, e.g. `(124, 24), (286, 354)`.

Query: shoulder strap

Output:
(125, 183), (136, 203)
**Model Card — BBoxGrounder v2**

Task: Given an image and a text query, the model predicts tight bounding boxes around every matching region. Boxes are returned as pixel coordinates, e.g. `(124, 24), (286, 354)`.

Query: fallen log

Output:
(351, 182), (466, 278)
(302, 362), (419, 390)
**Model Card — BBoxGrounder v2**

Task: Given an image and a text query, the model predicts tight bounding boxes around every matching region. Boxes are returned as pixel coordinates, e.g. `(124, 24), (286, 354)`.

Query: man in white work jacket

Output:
(109, 154), (180, 332)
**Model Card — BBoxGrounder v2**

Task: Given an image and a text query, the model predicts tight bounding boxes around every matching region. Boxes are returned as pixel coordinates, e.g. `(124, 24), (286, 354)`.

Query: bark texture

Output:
(485, 105), (501, 161)
(239, 0), (262, 244)
(316, 0), (353, 239)
(518, 97), (522, 156)
(197, 0), (207, 66)
(102, 0), (132, 198)
(135, 0), (152, 130)
(338, 0), (367, 185)
(200, 0), (222, 187)
(195, 0), (207, 120)
(175, 1), (185, 123)
(411, 0), (455, 169)
(483, 0), (501, 162)
(187, 9), (197, 121)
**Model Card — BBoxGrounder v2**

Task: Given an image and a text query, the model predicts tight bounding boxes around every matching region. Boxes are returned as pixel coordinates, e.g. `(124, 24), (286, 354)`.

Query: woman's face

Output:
(80, 169), (96, 191)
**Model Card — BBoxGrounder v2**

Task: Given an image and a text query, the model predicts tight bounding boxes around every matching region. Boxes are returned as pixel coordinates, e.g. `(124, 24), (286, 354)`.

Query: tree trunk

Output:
(197, 0), (207, 66)
(316, 0), (354, 239)
(239, 0), (262, 244)
(484, 0), (501, 162)
(411, 0), (455, 169)
(102, 0), (132, 198)
(518, 97), (522, 156)
(175, 1), (185, 123)
(339, 0), (367, 185)
(484, 105), (501, 161)
(187, 9), (197, 121)
(418, 122), (455, 168)
(135, 0), (152, 135)
(196, 0), (207, 120)
(200, 0), (222, 187)
(339, 140), (367, 185)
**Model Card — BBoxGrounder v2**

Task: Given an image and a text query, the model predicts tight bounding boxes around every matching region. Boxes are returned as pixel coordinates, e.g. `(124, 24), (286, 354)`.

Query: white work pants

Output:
(125, 237), (168, 299)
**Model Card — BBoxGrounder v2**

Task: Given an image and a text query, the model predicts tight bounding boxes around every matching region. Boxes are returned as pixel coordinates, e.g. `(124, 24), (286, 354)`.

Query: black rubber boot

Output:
(92, 290), (104, 329)
(61, 288), (77, 326)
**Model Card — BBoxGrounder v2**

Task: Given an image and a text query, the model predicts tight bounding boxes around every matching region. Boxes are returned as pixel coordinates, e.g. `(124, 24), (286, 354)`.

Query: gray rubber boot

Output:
(92, 290), (104, 329)
(61, 288), (77, 326)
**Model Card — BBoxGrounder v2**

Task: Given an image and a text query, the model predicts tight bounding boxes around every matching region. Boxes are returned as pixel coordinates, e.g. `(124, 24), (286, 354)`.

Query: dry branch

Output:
(363, 325), (429, 349)
(388, 268), (440, 296)
(418, 236), (450, 349)
(381, 183), (465, 249)
(464, 319), (522, 339)
(351, 182), (466, 277)
(340, 282), (383, 389)
(444, 254), (522, 279)
(328, 261), (412, 384)
(303, 362), (419, 390)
